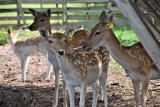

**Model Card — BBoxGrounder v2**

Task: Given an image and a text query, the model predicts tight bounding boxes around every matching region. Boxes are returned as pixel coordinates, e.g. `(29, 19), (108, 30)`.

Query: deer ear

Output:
(28, 8), (39, 17)
(7, 28), (11, 34)
(39, 30), (50, 37)
(108, 14), (114, 21)
(47, 9), (51, 17)
(99, 10), (107, 23)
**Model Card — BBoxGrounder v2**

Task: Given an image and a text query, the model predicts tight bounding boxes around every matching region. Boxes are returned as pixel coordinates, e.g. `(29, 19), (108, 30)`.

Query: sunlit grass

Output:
(113, 26), (139, 46)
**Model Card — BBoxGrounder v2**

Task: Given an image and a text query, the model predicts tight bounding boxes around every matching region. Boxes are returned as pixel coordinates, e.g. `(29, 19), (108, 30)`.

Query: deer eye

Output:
(48, 40), (53, 43)
(95, 32), (100, 35)
(40, 19), (45, 22)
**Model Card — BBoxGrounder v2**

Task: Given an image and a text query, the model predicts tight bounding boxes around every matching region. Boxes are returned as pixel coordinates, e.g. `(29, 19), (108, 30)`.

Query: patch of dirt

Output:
(0, 45), (160, 107)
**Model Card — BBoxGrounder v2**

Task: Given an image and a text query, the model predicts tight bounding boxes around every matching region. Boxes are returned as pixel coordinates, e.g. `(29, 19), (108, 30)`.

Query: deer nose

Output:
(58, 50), (64, 56)
(81, 41), (92, 51)
(82, 41), (87, 49)
(29, 26), (33, 31)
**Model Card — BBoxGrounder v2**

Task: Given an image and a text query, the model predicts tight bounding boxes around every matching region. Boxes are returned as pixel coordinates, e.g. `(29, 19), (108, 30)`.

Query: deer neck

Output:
(103, 29), (132, 68)
(44, 21), (52, 34)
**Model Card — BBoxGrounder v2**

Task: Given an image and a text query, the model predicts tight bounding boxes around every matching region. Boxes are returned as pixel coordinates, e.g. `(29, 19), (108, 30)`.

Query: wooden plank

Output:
(66, 7), (118, 13)
(143, 0), (160, 23)
(0, 0), (16, 4)
(0, 16), (63, 20)
(66, 15), (126, 20)
(144, 18), (160, 41)
(23, 8), (63, 14)
(0, 9), (17, 13)
(21, 0), (62, 4)
(66, 9), (109, 13)
(138, 0), (160, 23)
(66, 0), (109, 3)
(114, 0), (160, 71)
(0, 17), (18, 20)
(17, 0), (26, 25)
(0, 24), (19, 28)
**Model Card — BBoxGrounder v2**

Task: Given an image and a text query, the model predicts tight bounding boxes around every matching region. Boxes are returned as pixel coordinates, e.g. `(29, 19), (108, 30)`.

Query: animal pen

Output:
(0, 0), (160, 107)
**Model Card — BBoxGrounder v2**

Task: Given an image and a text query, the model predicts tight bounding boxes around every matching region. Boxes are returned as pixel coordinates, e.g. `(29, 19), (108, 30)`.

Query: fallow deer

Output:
(39, 29), (107, 107)
(82, 11), (160, 107)
(64, 28), (110, 100)
(28, 8), (108, 107)
(7, 27), (52, 81)
(28, 9), (66, 107)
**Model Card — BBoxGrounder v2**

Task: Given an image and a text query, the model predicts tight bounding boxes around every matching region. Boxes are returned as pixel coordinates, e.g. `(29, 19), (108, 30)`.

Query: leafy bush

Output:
(0, 28), (8, 45)
(113, 25), (140, 46)
(0, 26), (139, 46)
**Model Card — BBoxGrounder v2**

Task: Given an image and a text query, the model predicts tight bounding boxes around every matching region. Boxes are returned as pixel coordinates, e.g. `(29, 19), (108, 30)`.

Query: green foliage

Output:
(18, 30), (39, 39)
(113, 25), (140, 46)
(0, 26), (139, 46)
(0, 28), (8, 45)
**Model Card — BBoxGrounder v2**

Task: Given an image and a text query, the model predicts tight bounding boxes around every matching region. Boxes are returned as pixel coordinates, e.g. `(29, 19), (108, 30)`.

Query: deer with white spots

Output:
(28, 8), (109, 107)
(7, 27), (52, 82)
(82, 11), (160, 107)
(38, 30), (108, 107)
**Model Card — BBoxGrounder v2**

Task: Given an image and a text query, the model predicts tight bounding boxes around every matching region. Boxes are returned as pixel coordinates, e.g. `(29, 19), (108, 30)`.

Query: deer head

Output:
(39, 30), (66, 53)
(28, 9), (51, 32)
(82, 11), (114, 51)
(7, 28), (21, 43)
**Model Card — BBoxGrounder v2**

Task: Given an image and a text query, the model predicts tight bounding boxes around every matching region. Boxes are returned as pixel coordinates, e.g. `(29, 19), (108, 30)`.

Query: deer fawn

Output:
(28, 8), (108, 107)
(82, 11), (160, 107)
(64, 28), (110, 100)
(7, 27), (52, 82)
(39, 29), (107, 107)
(28, 9), (67, 107)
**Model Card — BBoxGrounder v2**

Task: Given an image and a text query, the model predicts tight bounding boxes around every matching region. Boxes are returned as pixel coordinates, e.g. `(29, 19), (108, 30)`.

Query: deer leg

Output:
(67, 86), (75, 107)
(98, 85), (103, 101)
(79, 82), (87, 107)
(20, 56), (29, 82)
(99, 73), (107, 107)
(62, 80), (68, 107)
(46, 62), (52, 80)
(91, 82), (99, 107)
(132, 80), (140, 107)
(140, 76), (150, 107)
(52, 68), (60, 107)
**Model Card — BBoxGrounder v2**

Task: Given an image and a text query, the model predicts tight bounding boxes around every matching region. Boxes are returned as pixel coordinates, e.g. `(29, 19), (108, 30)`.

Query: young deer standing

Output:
(64, 28), (110, 100)
(39, 30), (107, 107)
(28, 9), (66, 107)
(28, 9), (108, 107)
(82, 11), (160, 107)
(7, 27), (52, 82)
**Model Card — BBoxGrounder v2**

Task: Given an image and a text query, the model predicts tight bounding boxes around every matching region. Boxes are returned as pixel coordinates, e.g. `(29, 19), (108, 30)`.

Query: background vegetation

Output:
(0, 4), (139, 46)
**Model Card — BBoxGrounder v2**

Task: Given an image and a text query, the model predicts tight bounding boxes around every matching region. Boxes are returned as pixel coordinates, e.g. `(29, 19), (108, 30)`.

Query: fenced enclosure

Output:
(0, 0), (127, 29)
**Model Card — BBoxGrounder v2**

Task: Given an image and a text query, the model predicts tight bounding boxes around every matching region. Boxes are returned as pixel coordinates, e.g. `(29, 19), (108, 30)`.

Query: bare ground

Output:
(0, 45), (160, 107)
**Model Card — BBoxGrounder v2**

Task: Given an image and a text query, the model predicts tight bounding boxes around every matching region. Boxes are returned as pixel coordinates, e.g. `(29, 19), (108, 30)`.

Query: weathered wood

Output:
(23, 8), (63, 14)
(0, 0), (124, 29)
(17, 0), (26, 25)
(21, 0), (62, 4)
(66, 0), (109, 3)
(0, 9), (17, 13)
(114, 0), (160, 71)
(0, 0), (16, 4)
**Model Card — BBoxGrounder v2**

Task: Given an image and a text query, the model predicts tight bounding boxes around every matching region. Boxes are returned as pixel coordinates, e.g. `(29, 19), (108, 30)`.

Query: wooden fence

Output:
(0, 0), (127, 29)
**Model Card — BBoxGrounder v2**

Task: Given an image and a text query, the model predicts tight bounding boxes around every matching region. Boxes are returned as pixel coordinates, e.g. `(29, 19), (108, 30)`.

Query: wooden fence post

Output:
(114, 0), (160, 71)
(62, 0), (67, 24)
(17, 0), (25, 27)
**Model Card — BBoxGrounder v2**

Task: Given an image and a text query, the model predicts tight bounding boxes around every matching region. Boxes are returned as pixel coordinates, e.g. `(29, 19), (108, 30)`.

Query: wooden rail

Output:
(0, 0), (126, 29)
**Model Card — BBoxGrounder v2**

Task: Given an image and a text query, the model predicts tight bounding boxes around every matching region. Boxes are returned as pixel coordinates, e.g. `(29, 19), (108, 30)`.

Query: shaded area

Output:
(0, 45), (160, 107)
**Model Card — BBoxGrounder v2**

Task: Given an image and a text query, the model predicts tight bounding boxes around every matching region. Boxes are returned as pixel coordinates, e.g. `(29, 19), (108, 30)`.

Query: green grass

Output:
(0, 27), (39, 45)
(0, 28), (8, 45)
(0, 3), (139, 46)
(0, 25), (139, 46)
(113, 26), (139, 46)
